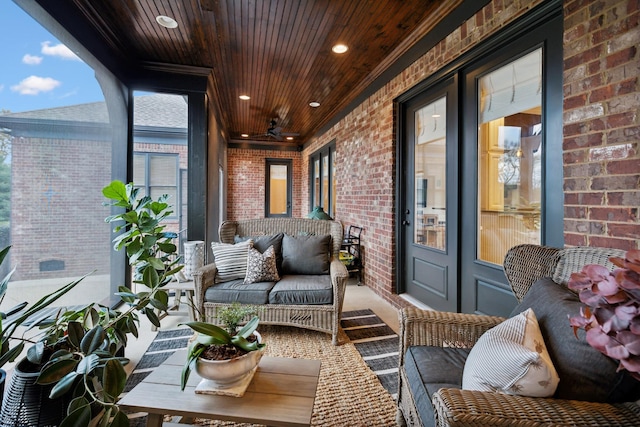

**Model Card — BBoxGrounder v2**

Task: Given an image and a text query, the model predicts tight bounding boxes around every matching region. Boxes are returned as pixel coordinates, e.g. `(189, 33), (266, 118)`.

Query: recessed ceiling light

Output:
(332, 44), (348, 54)
(241, 134), (249, 138)
(239, 95), (250, 100)
(432, 114), (441, 118)
(156, 15), (178, 29)
(309, 101), (320, 108)
(286, 136), (294, 141)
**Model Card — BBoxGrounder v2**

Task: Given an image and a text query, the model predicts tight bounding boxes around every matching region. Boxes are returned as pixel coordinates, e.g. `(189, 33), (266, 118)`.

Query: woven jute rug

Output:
(188, 324), (397, 427)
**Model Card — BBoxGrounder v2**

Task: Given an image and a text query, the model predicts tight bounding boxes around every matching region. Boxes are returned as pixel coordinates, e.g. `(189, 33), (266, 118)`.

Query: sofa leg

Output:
(396, 409), (407, 427)
(332, 332), (338, 346)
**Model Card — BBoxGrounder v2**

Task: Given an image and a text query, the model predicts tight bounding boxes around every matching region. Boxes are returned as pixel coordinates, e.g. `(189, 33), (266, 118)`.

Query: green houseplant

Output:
(180, 315), (265, 391)
(0, 180), (183, 427)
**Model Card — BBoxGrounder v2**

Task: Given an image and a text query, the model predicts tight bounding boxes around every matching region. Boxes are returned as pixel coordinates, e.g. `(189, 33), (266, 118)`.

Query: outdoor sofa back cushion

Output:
(235, 233), (284, 274)
(510, 277), (640, 403)
(281, 234), (330, 275)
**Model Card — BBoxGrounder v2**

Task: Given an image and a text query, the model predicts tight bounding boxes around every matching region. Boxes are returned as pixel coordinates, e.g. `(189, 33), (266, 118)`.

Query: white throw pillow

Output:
(462, 308), (559, 397)
(211, 240), (252, 282)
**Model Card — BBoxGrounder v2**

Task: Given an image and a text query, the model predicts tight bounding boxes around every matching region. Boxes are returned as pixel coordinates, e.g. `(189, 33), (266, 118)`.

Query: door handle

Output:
(402, 220), (410, 226)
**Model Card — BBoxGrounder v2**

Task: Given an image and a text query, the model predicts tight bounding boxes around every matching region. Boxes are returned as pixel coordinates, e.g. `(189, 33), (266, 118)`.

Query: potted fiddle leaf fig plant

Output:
(180, 315), (266, 391)
(0, 180), (183, 427)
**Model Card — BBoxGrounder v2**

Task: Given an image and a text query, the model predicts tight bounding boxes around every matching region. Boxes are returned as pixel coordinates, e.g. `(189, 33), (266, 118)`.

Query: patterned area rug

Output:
(341, 309), (399, 399)
(122, 324), (397, 426)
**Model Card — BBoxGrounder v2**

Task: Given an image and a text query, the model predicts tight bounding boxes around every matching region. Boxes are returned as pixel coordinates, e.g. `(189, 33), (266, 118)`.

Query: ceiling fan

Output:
(251, 119), (300, 141)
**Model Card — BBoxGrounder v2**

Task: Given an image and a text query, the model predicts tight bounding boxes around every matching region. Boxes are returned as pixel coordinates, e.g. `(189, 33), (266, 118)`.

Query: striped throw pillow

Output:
(462, 308), (559, 397)
(211, 240), (253, 282)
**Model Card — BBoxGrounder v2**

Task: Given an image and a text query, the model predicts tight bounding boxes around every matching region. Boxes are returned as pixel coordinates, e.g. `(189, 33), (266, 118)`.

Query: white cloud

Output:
(41, 41), (80, 61)
(11, 75), (61, 95)
(0, 84), (4, 92)
(22, 54), (43, 65)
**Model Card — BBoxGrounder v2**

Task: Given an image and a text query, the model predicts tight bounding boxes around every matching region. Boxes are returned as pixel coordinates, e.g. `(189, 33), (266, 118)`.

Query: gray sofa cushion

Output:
(268, 275), (333, 305)
(235, 233), (284, 273)
(510, 277), (640, 403)
(282, 234), (330, 275)
(404, 346), (470, 427)
(204, 279), (277, 304)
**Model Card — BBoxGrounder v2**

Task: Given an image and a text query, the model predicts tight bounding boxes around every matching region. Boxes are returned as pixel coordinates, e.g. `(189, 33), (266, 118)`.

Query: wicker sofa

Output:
(193, 218), (349, 345)
(397, 244), (640, 426)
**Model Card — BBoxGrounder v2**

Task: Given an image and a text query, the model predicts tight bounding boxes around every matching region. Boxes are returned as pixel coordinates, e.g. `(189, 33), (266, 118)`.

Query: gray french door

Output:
(401, 76), (459, 312)
(398, 6), (563, 315)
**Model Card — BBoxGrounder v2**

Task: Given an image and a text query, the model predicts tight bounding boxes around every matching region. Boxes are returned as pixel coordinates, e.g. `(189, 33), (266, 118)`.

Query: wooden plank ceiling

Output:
(47, 0), (461, 146)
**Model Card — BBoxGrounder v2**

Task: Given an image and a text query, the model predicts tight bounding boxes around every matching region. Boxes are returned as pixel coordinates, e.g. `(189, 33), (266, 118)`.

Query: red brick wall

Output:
(10, 137), (112, 280)
(301, 0), (548, 307)
(562, 0), (639, 250)
(225, 0), (639, 308)
(227, 148), (302, 220)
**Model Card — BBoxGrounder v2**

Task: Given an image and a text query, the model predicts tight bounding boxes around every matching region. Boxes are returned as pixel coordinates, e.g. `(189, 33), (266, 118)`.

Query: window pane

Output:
(414, 96), (446, 250)
(133, 92), (187, 262)
(0, 3), (113, 310)
(477, 49), (542, 265)
(150, 155), (177, 185)
(314, 159), (320, 207)
(322, 155), (329, 208)
(268, 164), (288, 215)
(331, 150), (336, 218)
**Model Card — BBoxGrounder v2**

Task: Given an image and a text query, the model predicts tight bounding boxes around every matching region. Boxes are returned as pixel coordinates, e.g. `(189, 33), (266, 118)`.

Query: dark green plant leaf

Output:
(27, 341), (45, 364)
(67, 396), (90, 414)
(0, 341), (23, 366)
(37, 358), (79, 384)
(180, 321), (231, 342)
(49, 370), (79, 399)
(76, 353), (100, 375)
(59, 402), (92, 427)
(66, 321), (85, 349)
(142, 265), (159, 288)
(147, 257), (164, 271)
(102, 358), (127, 403)
(145, 308), (160, 328)
(109, 409), (130, 427)
(80, 325), (106, 354)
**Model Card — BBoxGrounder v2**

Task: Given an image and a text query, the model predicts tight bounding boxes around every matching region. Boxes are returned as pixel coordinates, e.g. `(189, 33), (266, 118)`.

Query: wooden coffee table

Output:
(118, 350), (321, 427)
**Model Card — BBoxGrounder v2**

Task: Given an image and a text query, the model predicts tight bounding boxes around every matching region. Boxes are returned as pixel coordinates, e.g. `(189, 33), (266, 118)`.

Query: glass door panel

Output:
(414, 96), (447, 251)
(268, 164), (288, 215)
(477, 49), (542, 264)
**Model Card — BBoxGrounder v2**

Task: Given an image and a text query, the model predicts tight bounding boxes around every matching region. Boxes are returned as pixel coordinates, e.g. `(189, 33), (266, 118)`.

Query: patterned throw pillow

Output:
(211, 240), (252, 282)
(462, 308), (559, 397)
(244, 245), (280, 284)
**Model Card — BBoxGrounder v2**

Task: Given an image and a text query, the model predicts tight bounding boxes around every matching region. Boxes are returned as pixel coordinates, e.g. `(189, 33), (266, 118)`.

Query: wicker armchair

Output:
(397, 244), (640, 426)
(193, 218), (349, 345)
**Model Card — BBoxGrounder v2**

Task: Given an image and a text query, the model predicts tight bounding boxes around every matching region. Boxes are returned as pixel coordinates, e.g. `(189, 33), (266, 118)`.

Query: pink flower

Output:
(569, 249), (640, 382)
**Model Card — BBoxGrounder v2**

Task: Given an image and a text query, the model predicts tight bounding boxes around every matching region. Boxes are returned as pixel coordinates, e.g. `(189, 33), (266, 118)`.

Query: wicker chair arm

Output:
(433, 387), (640, 427)
(329, 257), (349, 313)
(192, 262), (218, 321)
(398, 307), (505, 364)
(503, 244), (561, 302)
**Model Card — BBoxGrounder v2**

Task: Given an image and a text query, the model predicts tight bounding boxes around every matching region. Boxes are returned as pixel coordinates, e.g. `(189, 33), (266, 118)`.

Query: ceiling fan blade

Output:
(279, 132), (300, 137)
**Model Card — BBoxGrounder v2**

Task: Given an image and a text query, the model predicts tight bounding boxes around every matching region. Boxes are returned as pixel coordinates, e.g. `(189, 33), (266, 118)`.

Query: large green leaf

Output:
(59, 402), (92, 427)
(102, 358), (127, 403)
(238, 316), (260, 338)
(80, 325), (106, 354)
(102, 180), (127, 202)
(0, 341), (23, 366)
(142, 265), (160, 288)
(76, 353), (100, 375)
(66, 321), (85, 349)
(49, 370), (79, 399)
(180, 321), (231, 343)
(109, 409), (130, 427)
(37, 357), (79, 385)
(144, 308), (160, 328)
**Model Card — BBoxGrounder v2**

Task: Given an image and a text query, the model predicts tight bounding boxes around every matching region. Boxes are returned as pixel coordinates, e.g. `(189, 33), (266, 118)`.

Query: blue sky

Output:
(0, 1), (104, 113)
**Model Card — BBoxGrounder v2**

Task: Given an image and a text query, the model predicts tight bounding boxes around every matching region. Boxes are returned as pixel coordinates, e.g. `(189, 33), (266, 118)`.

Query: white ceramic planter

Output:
(194, 331), (264, 389)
